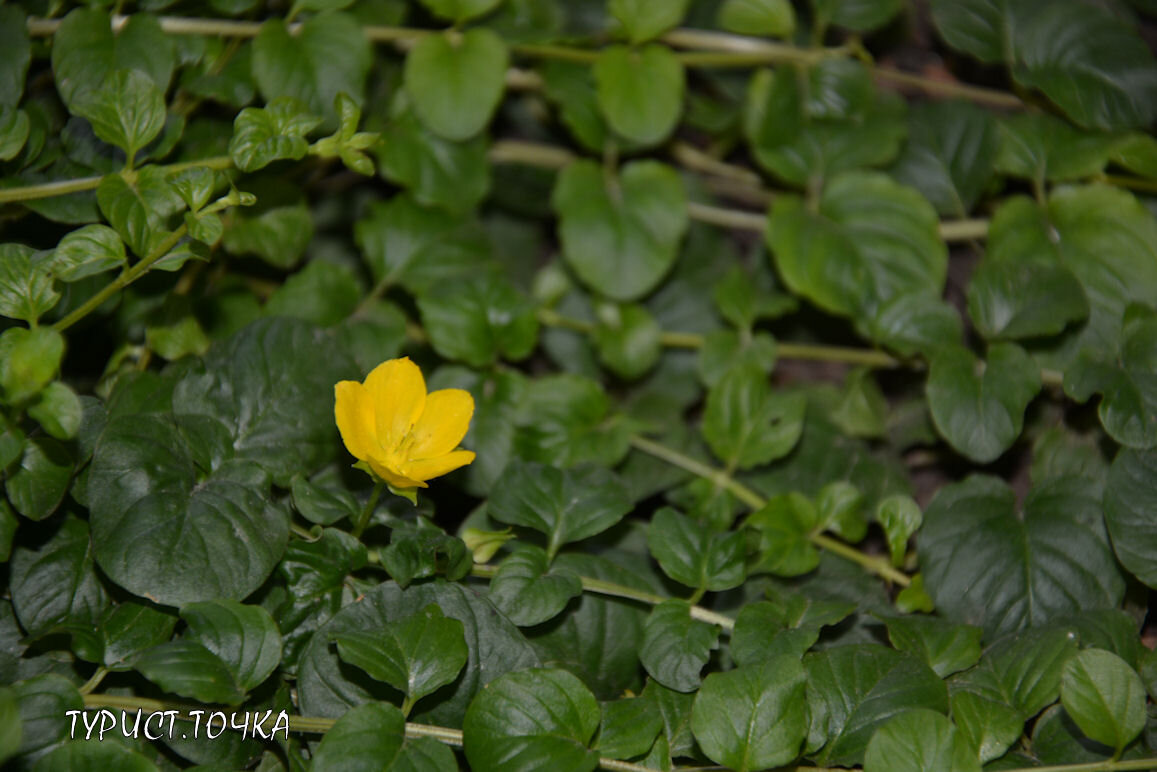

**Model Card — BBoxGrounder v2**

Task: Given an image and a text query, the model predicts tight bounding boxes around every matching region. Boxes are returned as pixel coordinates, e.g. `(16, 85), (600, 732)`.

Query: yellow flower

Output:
(334, 357), (475, 489)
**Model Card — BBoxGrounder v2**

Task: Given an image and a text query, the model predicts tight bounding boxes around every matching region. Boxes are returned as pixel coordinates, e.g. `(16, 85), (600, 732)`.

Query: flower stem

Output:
(627, 434), (912, 587)
(469, 563), (735, 632)
(352, 481), (385, 540)
(53, 223), (189, 333)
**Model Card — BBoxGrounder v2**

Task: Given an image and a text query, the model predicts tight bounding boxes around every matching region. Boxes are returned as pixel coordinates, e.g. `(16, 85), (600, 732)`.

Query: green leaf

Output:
(0, 326), (64, 405)
(335, 605), (468, 705)
(609, 0), (691, 43)
(830, 368), (888, 439)
(0, 687), (19, 765)
(981, 188), (1157, 372)
(812, 0), (902, 32)
(264, 260), (360, 326)
(1103, 449), (1157, 589)
(863, 709), (981, 772)
(419, 0), (503, 23)
(49, 225), (126, 282)
(181, 600), (281, 692)
(73, 69), (165, 162)
(0, 245), (58, 324)
(876, 493), (922, 568)
(377, 101), (491, 213)
(640, 600), (720, 693)
(1064, 311), (1157, 449)
(648, 507), (745, 593)
(134, 640), (246, 704)
(731, 597), (854, 665)
(488, 460), (633, 558)
(96, 166), (184, 258)
(718, 0), (795, 37)
(31, 740), (158, 772)
(592, 302), (661, 380)
(995, 112), (1124, 186)
(1011, 2), (1157, 131)
(0, 6), (30, 107)
(487, 546), (582, 627)
(10, 517), (108, 640)
(404, 29), (508, 142)
(417, 274), (538, 367)
(867, 292), (963, 357)
(0, 106), (29, 162)
(12, 675), (82, 758)
(711, 264), (798, 330)
(594, 44), (684, 146)
(920, 476), (1124, 639)
(463, 667), (600, 772)
(312, 702), (457, 772)
(885, 616), (983, 678)
(925, 343), (1041, 463)
(51, 9), (173, 113)
(354, 194), (490, 294)
(805, 645), (948, 766)
(252, 14), (372, 122)
(553, 159), (688, 302)
(1060, 649), (1146, 752)
(890, 101), (998, 217)
(527, 553), (653, 700)
(144, 303), (211, 361)
(744, 492), (819, 577)
(80, 602), (176, 669)
(968, 257), (1089, 341)
(767, 172), (946, 320)
(702, 365), (805, 469)
(697, 330), (777, 388)
(515, 374), (634, 468)
(690, 656), (807, 771)
(4, 437), (73, 522)
(228, 97), (322, 172)
(949, 691), (1023, 764)
(598, 696), (663, 760)
(299, 581), (539, 727)
(221, 202), (313, 269)
(291, 470), (358, 526)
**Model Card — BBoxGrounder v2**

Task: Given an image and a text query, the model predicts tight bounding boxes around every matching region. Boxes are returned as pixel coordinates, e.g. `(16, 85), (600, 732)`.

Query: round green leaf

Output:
(767, 171), (946, 320)
(49, 224), (126, 282)
(311, 701), (459, 772)
(488, 459), (633, 559)
(609, 0), (691, 43)
(995, 112), (1124, 185)
(33, 740), (158, 772)
(884, 616), (983, 679)
(553, 159), (688, 302)
(299, 581), (539, 727)
(691, 655), (808, 771)
(181, 600), (282, 692)
(88, 414), (289, 606)
(594, 44), (684, 146)
(920, 475), (1125, 639)
(463, 668), (600, 772)
(968, 258), (1089, 341)
(1104, 448), (1157, 589)
(334, 605), (468, 703)
(133, 640), (246, 704)
(228, 97), (322, 173)
(925, 343), (1041, 463)
(592, 302), (661, 380)
(702, 365), (805, 469)
(640, 600), (720, 692)
(74, 69), (165, 161)
(28, 383), (83, 441)
(4, 436), (73, 522)
(863, 709), (981, 772)
(647, 507), (746, 592)
(405, 29), (508, 141)
(744, 492), (820, 577)
(487, 546), (583, 627)
(0, 326), (64, 405)
(718, 0), (795, 37)
(12, 675), (82, 758)
(1060, 649), (1146, 752)
(417, 274), (538, 367)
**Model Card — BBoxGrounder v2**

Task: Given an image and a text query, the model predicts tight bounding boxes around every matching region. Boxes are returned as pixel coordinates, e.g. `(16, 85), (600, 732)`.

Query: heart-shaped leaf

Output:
(594, 44), (684, 146)
(405, 29), (508, 141)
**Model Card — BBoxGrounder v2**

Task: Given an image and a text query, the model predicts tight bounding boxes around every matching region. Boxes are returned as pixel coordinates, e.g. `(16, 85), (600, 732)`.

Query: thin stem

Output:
(78, 667), (109, 695)
(627, 435), (912, 588)
(470, 564), (735, 632)
(937, 218), (989, 242)
(53, 224), (189, 332)
(1004, 760), (1157, 772)
(687, 201), (766, 231)
(352, 481), (384, 539)
(0, 155), (233, 205)
(872, 67), (1023, 108)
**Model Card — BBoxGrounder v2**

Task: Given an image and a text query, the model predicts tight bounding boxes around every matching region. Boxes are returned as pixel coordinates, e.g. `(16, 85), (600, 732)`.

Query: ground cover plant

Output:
(3, 0), (1157, 769)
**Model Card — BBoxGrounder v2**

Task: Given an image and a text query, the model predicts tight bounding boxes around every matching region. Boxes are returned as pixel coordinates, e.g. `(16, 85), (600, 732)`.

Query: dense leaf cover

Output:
(2, 0), (1157, 770)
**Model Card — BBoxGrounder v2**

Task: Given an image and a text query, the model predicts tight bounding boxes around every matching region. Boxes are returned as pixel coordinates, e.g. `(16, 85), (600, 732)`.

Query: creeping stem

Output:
(351, 481), (385, 540)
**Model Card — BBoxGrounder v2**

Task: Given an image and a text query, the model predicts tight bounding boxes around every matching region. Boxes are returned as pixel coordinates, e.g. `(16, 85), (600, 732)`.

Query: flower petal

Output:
(334, 381), (376, 462)
(407, 388), (475, 459)
(369, 459), (428, 490)
(403, 450), (476, 483)
(364, 357), (426, 452)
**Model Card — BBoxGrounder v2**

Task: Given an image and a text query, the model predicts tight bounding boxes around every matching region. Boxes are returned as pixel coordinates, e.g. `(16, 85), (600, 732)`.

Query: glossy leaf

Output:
(594, 45), (684, 146)
(405, 29), (508, 141)
(863, 709), (981, 772)
(1060, 649), (1146, 752)
(702, 365), (805, 469)
(647, 507), (745, 593)
(609, 0), (691, 43)
(74, 70), (165, 162)
(487, 546), (582, 627)
(417, 274), (538, 367)
(228, 97), (322, 172)
(49, 225), (126, 282)
(640, 600), (720, 693)
(10, 516), (108, 641)
(1103, 449), (1157, 589)
(181, 600), (281, 692)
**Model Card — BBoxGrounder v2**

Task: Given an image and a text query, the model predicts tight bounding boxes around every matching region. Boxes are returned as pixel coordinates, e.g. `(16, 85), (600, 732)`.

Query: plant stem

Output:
(351, 481), (384, 539)
(53, 224), (189, 333)
(627, 435), (912, 587)
(0, 155), (233, 205)
(78, 667), (109, 695)
(1004, 761), (1157, 772)
(470, 564), (735, 631)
